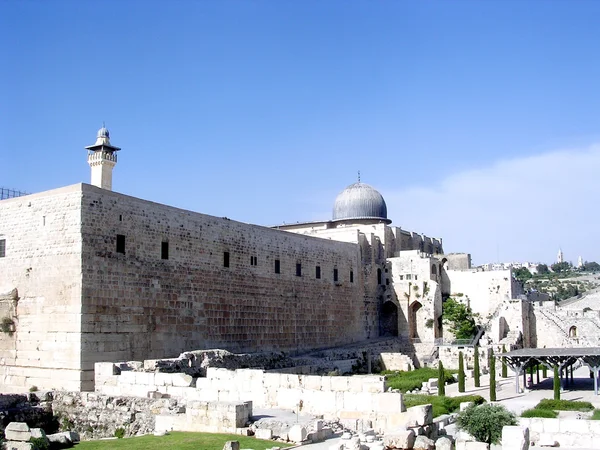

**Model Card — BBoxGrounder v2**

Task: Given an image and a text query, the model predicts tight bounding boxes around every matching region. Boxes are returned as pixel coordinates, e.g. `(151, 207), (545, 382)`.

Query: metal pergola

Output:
(500, 347), (600, 395)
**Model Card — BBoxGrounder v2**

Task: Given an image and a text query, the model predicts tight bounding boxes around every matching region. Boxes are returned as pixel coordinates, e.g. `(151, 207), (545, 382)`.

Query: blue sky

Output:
(2, 1), (600, 265)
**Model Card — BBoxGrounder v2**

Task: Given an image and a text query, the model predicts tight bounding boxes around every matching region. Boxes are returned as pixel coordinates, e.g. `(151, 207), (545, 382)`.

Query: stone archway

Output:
(380, 301), (399, 337)
(569, 326), (578, 338)
(409, 301), (423, 340)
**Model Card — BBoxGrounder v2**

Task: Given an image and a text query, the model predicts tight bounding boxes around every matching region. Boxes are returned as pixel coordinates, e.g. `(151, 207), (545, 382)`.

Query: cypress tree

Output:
(501, 344), (508, 378)
(458, 351), (466, 393)
(489, 348), (497, 401)
(553, 365), (561, 400)
(438, 361), (446, 396)
(543, 364), (548, 378)
(474, 345), (481, 388)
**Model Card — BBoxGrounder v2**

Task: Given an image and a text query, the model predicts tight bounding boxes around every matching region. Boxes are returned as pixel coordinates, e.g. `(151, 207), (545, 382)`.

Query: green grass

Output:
(521, 408), (558, 418)
(591, 409), (600, 420)
(383, 368), (456, 393)
(535, 399), (594, 412)
(404, 394), (485, 418)
(73, 431), (292, 450)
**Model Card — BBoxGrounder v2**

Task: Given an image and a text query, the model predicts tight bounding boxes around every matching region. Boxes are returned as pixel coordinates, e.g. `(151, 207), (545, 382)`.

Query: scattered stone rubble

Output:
(3, 421), (80, 450)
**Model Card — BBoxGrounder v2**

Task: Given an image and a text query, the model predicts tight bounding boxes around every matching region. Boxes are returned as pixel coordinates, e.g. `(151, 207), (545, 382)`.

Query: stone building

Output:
(0, 127), (531, 391)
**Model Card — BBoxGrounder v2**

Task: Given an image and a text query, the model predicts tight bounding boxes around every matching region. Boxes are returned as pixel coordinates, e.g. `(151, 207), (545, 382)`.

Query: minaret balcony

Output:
(87, 150), (117, 164)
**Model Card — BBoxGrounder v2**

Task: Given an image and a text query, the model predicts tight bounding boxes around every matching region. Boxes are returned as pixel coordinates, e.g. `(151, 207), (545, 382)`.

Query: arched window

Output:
(569, 326), (578, 338)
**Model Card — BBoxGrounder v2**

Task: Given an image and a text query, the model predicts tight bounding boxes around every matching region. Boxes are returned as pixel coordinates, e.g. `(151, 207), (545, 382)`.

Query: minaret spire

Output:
(85, 125), (121, 190)
(358, 170), (361, 183)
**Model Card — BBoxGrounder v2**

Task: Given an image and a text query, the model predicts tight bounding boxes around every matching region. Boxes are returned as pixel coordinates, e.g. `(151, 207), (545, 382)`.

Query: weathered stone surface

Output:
(413, 435), (435, 450)
(5, 422), (32, 441)
(223, 441), (240, 450)
(502, 426), (529, 450)
(383, 429), (416, 449)
(436, 436), (454, 450)
(289, 424), (308, 443)
(255, 428), (273, 440)
(465, 442), (490, 450)
(3, 442), (34, 450)
(407, 404), (433, 426)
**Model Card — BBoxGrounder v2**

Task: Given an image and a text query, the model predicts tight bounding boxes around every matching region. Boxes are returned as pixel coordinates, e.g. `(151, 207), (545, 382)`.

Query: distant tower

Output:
(578, 256), (584, 268)
(557, 248), (564, 264)
(85, 125), (121, 190)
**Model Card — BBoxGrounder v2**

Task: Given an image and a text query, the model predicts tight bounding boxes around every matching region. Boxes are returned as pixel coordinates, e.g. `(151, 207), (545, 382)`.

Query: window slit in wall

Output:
(296, 263), (302, 277)
(274, 259), (281, 274)
(350, 270), (354, 283)
(316, 266), (321, 279)
(161, 241), (169, 260)
(0, 239), (5, 258)
(250, 256), (257, 266)
(334, 268), (339, 282)
(116, 234), (126, 254)
(223, 251), (230, 268)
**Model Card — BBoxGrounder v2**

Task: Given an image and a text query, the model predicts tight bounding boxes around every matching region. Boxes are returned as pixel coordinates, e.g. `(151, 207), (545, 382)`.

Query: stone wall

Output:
(0, 183), (383, 391)
(79, 183), (372, 374)
(0, 185), (85, 391)
(519, 417), (600, 448)
(94, 363), (413, 432)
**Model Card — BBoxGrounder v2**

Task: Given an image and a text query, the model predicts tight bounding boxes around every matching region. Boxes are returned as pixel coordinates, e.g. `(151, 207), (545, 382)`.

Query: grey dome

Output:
(332, 182), (391, 223)
(97, 126), (109, 138)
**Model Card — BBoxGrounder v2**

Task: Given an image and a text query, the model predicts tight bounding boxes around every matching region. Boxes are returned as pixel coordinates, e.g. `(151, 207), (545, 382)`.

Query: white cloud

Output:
(384, 145), (600, 265)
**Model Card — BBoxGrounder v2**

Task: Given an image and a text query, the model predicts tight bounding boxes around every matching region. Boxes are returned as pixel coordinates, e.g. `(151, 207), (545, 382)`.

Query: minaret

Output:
(578, 256), (583, 268)
(557, 248), (564, 264)
(85, 125), (121, 190)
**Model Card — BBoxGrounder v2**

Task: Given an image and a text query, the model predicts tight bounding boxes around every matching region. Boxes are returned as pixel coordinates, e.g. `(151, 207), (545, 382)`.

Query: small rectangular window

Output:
(296, 263), (302, 277)
(350, 270), (354, 283)
(0, 239), (5, 258)
(275, 259), (280, 274)
(415, 275), (418, 280)
(399, 275), (404, 280)
(316, 266), (321, 279)
(250, 256), (257, 266)
(161, 241), (169, 260)
(406, 274), (412, 280)
(223, 251), (230, 268)
(333, 268), (339, 282)
(116, 234), (125, 254)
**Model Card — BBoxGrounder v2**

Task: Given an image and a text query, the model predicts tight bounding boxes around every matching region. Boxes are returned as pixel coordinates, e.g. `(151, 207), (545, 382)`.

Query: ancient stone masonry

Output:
(0, 183), (378, 391)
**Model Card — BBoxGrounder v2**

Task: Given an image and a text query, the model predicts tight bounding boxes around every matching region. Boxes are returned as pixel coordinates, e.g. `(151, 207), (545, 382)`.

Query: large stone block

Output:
(502, 426), (529, 450)
(383, 429), (416, 449)
(413, 435), (435, 450)
(254, 428), (273, 440)
(5, 422), (31, 441)
(171, 373), (194, 387)
(3, 442), (33, 450)
(407, 404), (433, 426)
(373, 392), (405, 413)
(289, 424), (307, 443)
(464, 442), (489, 450)
(436, 436), (454, 450)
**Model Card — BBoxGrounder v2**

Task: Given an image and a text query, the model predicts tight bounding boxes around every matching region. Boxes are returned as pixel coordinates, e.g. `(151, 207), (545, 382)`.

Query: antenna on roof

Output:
(358, 170), (361, 183)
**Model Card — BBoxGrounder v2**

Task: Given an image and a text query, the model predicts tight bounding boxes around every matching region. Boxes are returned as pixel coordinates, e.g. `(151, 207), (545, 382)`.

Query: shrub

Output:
(592, 409), (600, 420)
(438, 362), (446, 396)
(535, 399), (594, 412)
(474, 346), (480, 388)
(458, 351), (465, 393)
(405, 394), (484, 418)
(521, 408), (558, 418)
(114, 427), (126, 439)
(456, 403), (517, 445)
(29, 437), (49, 450)
(1, 317), (14, 336)
(29, 385), (38, 392)
(384, 367), (455, 393)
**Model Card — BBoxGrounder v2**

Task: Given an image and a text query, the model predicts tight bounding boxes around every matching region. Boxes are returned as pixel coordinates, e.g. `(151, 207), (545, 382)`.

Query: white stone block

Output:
(558, 418), (589, 434)
(383, 429), (415, 449)
(502, 426), (529, 450)
(436, 436), (454, 450)
(5, 422), (32, 441)
(255, 428), (273, 440)
(118, 370), (136, 385)
(465, 442), (490, 450)
(289, 424), (307, 443)
(171, 373), (193, 387)
(414, 435), (435, 450)
(407, 404), (433, 426)
(331, 377), (350, 392)
(373, 393), (405, 413)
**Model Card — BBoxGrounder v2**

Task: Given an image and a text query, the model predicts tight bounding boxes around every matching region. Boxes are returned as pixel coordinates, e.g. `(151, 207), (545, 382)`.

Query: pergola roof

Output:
(501, 347), (600, 371)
